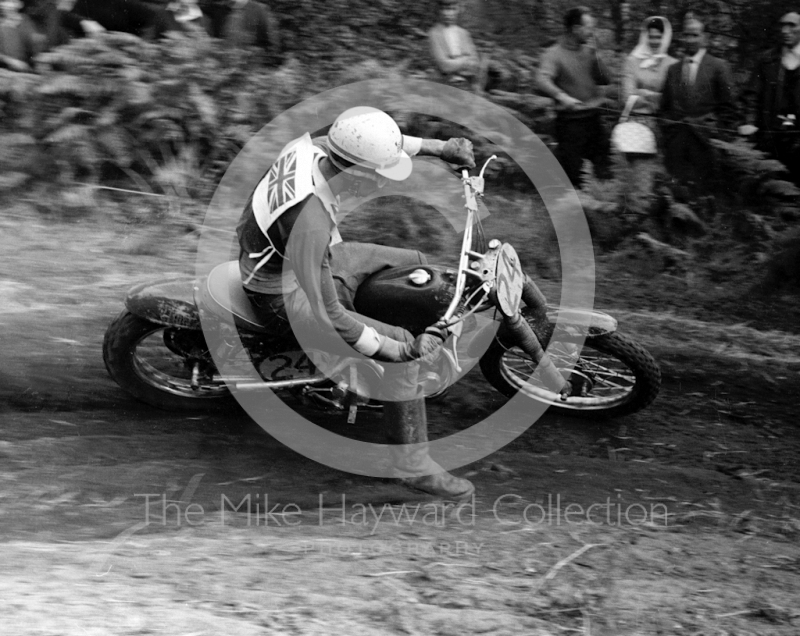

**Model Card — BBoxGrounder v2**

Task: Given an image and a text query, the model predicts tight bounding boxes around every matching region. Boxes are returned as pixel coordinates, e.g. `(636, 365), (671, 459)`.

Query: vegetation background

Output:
(2, 6), (800, 634)
(1, 0), (799, 293)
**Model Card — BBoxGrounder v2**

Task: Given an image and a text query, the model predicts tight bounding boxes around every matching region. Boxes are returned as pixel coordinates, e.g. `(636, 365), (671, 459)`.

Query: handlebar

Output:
(439, 155), (497, 326)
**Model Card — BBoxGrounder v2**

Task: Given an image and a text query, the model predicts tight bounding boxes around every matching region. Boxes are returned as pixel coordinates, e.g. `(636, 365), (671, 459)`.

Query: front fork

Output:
(506, 276), (572, 400)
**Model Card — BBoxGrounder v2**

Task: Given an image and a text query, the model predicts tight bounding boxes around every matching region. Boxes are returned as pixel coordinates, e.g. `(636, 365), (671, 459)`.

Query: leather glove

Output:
(441, 138), (476, 169)
(368, 327), (447, 363)
(411, 326), (448, 359)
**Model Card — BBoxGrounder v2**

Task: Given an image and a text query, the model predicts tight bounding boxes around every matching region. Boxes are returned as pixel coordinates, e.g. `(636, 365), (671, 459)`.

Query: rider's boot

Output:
(385, 398), (475, 501)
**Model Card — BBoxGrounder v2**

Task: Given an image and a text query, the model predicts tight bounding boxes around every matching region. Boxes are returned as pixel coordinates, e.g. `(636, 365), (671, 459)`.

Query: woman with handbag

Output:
(623, 16), (678, 117)
(613, 16), (678, 157)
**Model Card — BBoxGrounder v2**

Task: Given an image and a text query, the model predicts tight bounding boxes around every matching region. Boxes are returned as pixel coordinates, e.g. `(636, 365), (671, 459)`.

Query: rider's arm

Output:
(403, 136), (475, 168)
(286, 197), (430, 361)
(288, 198), (363, 344)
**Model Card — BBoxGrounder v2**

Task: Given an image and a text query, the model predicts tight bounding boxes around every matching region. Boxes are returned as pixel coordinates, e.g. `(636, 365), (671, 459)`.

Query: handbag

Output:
(611, 95), (657, 155)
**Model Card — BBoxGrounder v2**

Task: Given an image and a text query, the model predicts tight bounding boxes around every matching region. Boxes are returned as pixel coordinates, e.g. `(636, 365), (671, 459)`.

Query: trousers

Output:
(554, 111), (613, 188)
(662, 122), (718, 194)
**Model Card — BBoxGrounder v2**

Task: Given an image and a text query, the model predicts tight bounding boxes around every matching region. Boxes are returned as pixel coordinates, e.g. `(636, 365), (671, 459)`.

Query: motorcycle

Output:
(103, 157), (661, 420)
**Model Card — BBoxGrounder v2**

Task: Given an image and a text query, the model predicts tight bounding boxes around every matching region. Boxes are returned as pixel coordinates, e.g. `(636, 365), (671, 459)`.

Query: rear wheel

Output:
(480, 331), (661, 418)
(103, 310), (234, 411)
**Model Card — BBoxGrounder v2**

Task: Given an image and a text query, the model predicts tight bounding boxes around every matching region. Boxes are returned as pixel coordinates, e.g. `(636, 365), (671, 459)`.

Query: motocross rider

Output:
(236, 106), (477, 500)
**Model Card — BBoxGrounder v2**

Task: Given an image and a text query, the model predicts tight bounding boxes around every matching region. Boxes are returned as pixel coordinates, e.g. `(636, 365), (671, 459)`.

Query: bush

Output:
(1, 32), (315, 195)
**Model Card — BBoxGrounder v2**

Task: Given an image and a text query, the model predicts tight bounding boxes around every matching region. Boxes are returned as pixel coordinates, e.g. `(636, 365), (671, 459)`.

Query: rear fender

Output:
(124, 277), (202, 330)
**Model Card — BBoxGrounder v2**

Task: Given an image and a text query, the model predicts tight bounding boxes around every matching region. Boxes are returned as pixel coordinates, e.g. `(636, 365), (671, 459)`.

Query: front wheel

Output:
(479, 331), (661, 418)
(103, 310), (234, 411)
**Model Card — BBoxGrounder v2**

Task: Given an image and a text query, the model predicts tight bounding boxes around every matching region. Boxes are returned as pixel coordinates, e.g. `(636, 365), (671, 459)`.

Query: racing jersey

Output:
(236, 134), (422, 348)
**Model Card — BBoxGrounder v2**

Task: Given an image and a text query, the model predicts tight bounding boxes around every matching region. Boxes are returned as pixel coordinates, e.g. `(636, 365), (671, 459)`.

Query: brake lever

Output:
(434, 317), (463, 374)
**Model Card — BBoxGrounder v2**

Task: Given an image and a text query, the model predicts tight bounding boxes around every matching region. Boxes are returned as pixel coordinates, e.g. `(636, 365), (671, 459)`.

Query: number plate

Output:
(494, 243), (524, 317)
(259, 351), (316, 382)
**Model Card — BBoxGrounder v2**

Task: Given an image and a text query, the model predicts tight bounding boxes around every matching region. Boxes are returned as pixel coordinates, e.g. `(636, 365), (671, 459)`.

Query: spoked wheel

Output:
(103, 310), (234, 411)
(480, 331), (661, 418)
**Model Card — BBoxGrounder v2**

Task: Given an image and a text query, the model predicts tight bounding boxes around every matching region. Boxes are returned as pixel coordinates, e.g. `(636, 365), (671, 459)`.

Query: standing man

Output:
(659, 17), (737, 197)
(203, 0), (281, 66)
(537, 6), (613, 188)
(0, 0), (38, 71)
(429, 0), (483, 92)
(746, 12), (800, 182)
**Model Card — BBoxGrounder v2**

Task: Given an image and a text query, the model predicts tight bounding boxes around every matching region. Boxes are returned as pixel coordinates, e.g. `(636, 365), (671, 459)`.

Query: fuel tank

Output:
(353, 265), (457, 336)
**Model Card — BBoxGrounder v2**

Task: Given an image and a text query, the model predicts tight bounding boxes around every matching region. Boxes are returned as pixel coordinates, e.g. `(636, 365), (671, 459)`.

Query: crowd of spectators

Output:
(425, 2), (800, 202)
(531, 6), (800, 204)
(3, 0), (800, 201)
(0, 0), (280, 69)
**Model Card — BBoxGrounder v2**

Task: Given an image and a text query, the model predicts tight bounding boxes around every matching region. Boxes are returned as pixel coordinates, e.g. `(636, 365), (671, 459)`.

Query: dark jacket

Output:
(23, 1), (85, 50)
(199, 0), (280, 63)
(750, 47), (800, 146)
(660, 51), (737, 136)
(70, 0), (178, 40)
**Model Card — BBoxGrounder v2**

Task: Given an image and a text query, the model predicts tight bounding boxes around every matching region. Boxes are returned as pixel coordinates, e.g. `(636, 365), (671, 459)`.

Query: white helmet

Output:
(327, 106), (412, 181)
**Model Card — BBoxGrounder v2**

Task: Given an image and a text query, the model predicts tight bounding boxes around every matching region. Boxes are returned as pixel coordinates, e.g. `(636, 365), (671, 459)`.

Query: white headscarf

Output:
(630, 16), (673, 69)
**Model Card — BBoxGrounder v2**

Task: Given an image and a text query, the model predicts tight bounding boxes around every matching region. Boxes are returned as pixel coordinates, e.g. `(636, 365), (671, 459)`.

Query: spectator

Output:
(165, 0), (208, 34)
(197, 0), (227, 37)
(205, 0), (280, 65)
(537, 6), (613, 188)
(659, 16), (737, 198)
(65, 0), (178, 40)
(0, 0), (38, 71)
(428, 0), (482, 91)
(22, 0), (104, 52)
(746, 12), (800, 182)
(622, 16), (677, 122)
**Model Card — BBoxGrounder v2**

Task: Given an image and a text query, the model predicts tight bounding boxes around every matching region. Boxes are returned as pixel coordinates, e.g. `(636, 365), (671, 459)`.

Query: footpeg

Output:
(347, 364), (358, 423)
(190, 362), (201, 391)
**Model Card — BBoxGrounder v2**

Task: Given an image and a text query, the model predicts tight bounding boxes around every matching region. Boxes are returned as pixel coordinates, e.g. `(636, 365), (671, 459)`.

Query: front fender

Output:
(469, 306), (617, 356)
(545, 306), (617, 337)
(125, 276), (202, 330)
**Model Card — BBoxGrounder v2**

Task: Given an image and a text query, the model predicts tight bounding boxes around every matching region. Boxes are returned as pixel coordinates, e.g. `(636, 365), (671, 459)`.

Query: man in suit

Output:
(659, 17), (737, 196)
(746, 12), (800, 182)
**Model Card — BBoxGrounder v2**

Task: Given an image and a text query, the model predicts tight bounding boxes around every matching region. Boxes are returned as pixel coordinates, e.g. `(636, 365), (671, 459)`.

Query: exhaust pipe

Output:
(227, 373), (329, 391)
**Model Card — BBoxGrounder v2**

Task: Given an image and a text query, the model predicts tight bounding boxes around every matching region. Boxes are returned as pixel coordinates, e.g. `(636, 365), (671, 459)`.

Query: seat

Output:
(199, 261), (269, 333)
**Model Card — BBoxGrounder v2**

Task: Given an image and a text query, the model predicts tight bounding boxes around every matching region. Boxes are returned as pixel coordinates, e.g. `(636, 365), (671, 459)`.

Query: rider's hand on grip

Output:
(442, 138), (475, 169)
(439, 319), (463, 339)
(412, 329), (446, 361)
(371, 332), (440, 363)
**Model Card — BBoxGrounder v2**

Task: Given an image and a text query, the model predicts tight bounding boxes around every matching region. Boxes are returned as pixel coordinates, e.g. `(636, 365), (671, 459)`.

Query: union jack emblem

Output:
(266, 150), (297, 214)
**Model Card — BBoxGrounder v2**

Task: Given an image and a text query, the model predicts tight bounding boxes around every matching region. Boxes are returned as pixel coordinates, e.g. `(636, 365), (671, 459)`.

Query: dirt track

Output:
(2, 213), (800, 634)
